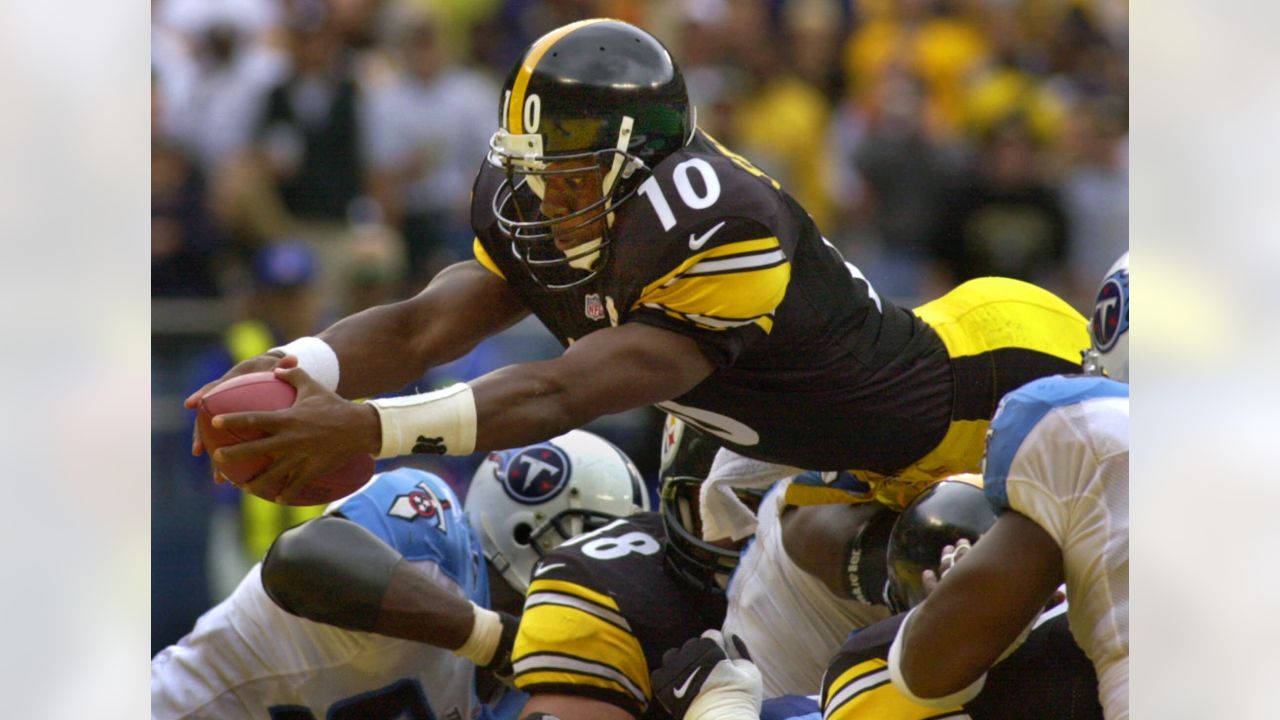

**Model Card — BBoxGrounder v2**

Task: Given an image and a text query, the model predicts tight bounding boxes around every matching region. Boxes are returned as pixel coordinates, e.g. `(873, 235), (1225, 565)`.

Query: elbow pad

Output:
(261, 515), (401, 632)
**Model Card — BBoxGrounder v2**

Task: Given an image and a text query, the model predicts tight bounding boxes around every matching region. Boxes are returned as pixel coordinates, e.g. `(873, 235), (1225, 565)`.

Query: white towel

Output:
(699, 448), (801, 541)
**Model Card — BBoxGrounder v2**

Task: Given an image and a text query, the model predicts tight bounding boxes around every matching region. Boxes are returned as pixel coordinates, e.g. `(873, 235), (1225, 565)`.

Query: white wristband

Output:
(270, 337), (340, 392)
(368, 384), (477, 459)
(455, 602), (502, 666)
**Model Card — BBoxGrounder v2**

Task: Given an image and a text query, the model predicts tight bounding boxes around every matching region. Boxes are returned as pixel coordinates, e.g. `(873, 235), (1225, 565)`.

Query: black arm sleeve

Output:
(260, 515), (402, 632)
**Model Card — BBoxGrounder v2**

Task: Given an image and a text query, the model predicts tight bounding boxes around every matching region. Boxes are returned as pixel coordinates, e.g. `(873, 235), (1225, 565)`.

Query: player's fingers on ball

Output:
(275, 468), (314, 504)
(274, 354), (298, 369)
(213, 409), (281, 434)
(274, 365), (314, 390)
(184, 380), (216, 408)
(244, 459), (296, 501)
(212, 436), (277, 464)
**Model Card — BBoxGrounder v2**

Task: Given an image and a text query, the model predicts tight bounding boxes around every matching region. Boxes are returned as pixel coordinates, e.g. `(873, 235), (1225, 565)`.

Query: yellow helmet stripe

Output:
(507, 18), (609, 133)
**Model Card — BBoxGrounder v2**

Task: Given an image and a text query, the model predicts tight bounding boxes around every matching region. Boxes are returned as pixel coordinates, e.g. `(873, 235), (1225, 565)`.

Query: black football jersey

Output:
(821, 607), (1103, 720)
(510, 513), (727, 719)
(473, 129), (952, 472)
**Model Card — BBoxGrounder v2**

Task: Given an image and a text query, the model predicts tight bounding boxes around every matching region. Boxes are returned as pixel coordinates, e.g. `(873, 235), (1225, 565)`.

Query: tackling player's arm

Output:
(890, 511), (1063, 704)
(261, 515), (517, 668)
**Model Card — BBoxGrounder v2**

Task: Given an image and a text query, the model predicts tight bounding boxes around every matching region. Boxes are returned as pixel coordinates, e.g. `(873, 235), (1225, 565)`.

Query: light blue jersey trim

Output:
(335, 467), (488, 606)
(984, 375), (1128, 511)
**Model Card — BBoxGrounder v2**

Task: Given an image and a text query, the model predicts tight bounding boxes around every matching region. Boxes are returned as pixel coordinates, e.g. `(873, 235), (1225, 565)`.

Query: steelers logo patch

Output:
(500, 443), (571, 504)
(1092, 269), (1128, 352)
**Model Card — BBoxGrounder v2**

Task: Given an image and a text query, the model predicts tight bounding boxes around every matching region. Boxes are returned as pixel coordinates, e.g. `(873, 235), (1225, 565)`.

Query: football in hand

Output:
(196, 371), (375, 506)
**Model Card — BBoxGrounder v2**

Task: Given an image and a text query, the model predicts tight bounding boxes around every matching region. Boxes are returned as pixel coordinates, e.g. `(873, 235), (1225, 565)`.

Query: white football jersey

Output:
(151, 468), (505, 720)
(723, 479), (891, 697)
(984, 376), (1129, 720)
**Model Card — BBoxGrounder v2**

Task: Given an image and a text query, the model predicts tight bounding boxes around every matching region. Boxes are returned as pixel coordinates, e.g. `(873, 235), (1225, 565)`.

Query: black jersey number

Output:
(637, 158), (722, 231)
(268, 678), (435, 720)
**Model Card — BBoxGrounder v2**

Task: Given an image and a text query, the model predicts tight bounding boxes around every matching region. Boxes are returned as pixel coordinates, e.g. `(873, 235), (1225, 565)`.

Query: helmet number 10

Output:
(637, 159), (722, 231)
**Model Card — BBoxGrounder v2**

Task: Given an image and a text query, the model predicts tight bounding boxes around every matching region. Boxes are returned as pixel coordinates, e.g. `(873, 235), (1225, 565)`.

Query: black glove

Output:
(652, 631), (754, 720)
(480, 610), (521, 683)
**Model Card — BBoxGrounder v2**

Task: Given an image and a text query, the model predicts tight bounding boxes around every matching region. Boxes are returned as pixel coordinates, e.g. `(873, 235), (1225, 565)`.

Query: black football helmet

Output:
(658, 415), (761, 594)
(885, 475), (997, 613)
(487, 19), (693, 289)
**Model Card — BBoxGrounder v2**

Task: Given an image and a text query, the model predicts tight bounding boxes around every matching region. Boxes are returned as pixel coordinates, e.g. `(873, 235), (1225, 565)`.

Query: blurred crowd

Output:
(151, 0), (1127, 650)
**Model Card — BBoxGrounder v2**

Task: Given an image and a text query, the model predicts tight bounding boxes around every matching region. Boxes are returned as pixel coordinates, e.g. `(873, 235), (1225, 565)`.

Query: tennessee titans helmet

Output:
(487, 19), (693, 289)
(1082, 251), (1129, 383)
(885, 475), (996, 613)
(465, 430), (650, 594)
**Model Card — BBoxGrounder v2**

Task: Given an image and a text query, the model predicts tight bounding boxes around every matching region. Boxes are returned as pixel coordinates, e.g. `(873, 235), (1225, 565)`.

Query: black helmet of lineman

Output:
(658, 415), (759, 594)
(885, 475), (997, 613)
(487, 18), (693, 290)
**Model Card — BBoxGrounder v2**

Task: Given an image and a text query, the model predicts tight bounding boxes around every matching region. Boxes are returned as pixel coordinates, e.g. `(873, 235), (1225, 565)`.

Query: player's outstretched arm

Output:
(318, 260), (529, 399)
(211, 283), (709, 501)
(262, 515), (518, 668)
(185, 260), (528, 447)
(889, 511), (1063, 705)
(469, 320), (715, 452)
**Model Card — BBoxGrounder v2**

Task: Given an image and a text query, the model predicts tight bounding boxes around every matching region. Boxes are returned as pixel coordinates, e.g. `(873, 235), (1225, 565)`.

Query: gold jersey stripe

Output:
(639, 237), (781, 298)
(639, 258), (789, 333)
(507, 19), (608, 132)
(512, 600), (651, 701)
(824, 659), (965, 720)
(472, 238), (506, 280)
(514, 655), (646, 706)
(525, 590), (631, 631)
(825, 660), (881, 706)
(639, 303), (776, 333)
(526, 578), (621, 612)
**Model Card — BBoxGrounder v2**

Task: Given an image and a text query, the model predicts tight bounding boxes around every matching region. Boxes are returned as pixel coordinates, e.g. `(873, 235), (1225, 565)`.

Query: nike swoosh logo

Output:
(533, 562), (565, 577)
(672, 667), (701, 699)
(688, 221), (726, 250)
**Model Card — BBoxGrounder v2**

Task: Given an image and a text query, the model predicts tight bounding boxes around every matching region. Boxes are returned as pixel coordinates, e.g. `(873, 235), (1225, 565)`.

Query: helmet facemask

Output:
(660, 476), (759, 594)
(488, 115), (650, 290)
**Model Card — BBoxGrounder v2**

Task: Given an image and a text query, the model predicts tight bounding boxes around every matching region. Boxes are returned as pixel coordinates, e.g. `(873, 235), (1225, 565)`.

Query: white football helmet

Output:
(1083, 251), (1129, 383)
(465, 430), (650, 594)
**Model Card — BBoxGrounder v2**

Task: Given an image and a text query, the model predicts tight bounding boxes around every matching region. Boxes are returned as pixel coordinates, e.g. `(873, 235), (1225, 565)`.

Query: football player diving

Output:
(187, 18), (1088, 525)
(151, 430), (647, 720)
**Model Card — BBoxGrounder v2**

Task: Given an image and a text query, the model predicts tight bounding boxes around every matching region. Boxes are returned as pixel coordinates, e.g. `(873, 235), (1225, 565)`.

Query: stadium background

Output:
(150, 0), (1128, 655)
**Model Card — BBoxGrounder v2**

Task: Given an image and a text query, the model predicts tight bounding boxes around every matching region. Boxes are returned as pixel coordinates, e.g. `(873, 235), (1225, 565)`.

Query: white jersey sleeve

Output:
(722, 479), (890, 697)
(983, 375), (1129, 719)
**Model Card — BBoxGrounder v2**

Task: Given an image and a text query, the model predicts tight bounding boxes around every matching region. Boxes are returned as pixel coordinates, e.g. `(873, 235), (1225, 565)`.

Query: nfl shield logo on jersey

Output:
(584, 293), (605, 321)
